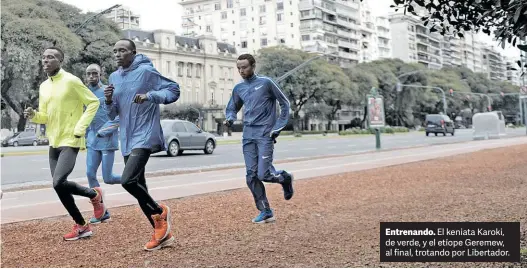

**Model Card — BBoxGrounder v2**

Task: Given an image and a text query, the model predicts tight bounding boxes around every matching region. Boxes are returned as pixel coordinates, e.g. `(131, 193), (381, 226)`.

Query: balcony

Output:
(339, 51), (359, 60)
(336, 18), (353, 28)
(338, 39), (359, 50)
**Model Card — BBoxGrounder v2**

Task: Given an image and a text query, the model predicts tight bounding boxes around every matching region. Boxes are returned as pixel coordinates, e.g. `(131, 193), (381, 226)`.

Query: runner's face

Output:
(42, 49), (61, 75)
(237, 59), (254, 79)
(113, 40), (135, 68)
(86, 67), (100, 86)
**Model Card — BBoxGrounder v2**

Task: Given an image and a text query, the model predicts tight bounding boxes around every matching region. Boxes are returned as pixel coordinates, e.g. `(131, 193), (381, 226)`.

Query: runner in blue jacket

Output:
(225, 53), (294, 224)
(85, 64), (121, 224)
(104, 39), (180, 251)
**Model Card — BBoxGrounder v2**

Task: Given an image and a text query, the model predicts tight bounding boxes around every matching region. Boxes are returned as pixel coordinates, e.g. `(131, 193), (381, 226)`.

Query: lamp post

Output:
(275, 50), (339, 83)
(74, 4), (122, 34)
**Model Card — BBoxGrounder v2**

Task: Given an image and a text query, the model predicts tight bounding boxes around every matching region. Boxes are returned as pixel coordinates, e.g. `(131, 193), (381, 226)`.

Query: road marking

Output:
(41, 168), (50, 170)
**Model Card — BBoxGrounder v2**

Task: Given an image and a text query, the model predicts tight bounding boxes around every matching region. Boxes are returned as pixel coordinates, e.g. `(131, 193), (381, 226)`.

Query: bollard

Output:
(375, 128), (381, 150)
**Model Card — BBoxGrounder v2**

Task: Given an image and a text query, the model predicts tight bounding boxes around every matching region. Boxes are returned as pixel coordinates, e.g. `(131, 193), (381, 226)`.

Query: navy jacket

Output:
(226, 74), (290, 137)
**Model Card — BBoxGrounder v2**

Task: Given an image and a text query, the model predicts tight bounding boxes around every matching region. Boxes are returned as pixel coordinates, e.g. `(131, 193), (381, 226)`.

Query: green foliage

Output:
(362, 0), (527, 50)
(1, 0), (120, 131)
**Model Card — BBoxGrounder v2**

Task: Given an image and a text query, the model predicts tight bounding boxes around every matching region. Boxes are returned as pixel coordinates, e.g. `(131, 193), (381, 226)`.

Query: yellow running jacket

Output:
(31, 69), (99, 149)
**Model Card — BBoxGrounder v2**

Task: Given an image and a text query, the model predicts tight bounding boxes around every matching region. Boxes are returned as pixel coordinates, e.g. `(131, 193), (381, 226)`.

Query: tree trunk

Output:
(17, 116), (27, 132)
(292, 110), (301, 133)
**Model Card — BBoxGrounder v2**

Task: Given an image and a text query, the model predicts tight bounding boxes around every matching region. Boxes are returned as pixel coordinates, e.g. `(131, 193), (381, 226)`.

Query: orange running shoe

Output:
(152, 204), (171, 241)
(90, 187), (106, 220)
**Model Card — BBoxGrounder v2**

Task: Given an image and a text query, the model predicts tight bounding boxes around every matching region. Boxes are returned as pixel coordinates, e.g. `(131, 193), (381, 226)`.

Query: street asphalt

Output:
(1, 128), (526, 188)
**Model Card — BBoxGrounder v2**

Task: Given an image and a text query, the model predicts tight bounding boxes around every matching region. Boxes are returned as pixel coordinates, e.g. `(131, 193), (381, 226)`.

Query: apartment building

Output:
(441, 32), (486, 74)
(482, 46), (507, 81)
(389, 13), (442, 69)
(505, 57), (522, 86)
(374, 15), (392, 60)
(179, 0), (302, 55)
(103, 6), (141, 30)
(122, 29), (239, 132)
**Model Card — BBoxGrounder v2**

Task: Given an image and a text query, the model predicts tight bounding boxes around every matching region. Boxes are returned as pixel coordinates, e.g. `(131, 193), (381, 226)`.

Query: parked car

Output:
(424, 114), (455, 136)
(1, 131), (39, 147)
(161, 119), (217, 157)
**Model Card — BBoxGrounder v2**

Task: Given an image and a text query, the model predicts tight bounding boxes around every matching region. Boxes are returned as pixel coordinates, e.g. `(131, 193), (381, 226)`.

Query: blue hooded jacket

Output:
(225, 74), (290, 137)
(104, 54), (180, 156)
(86, 82), (119, 151)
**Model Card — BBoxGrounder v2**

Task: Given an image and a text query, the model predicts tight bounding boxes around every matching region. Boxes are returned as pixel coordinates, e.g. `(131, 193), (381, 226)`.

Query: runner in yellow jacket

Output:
(24, 46), (107, 241)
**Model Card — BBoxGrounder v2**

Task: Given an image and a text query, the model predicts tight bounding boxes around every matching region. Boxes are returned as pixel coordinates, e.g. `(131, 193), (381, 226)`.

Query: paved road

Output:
(2, 128), (525, 188)
(3, 135), (527, 224)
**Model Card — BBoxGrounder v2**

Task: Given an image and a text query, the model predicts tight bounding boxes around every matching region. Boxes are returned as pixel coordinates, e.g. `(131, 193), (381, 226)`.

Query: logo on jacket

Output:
(255, 85), (263, 90)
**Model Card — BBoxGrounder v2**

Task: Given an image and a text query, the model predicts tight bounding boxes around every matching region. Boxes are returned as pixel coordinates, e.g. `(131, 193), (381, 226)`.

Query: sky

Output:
(58, 0), (520, 59)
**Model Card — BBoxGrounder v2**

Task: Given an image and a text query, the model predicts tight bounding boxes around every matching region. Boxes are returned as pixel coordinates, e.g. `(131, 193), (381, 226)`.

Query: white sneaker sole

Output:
(64, 230), (93, 241)
(144, 236), (175, 251)
(252, 216), (276, 224)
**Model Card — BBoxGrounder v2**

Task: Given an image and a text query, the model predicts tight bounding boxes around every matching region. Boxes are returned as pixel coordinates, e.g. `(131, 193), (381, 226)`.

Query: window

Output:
(166, 61), (171, 74)
(259, 5), (265, 13)
(206, 25), (212, 32)
(214, 3), (221, 10)
(301, 10), (310, 17)
(277, 2), (283, 10)
(241, 41), (248, 48)
(173, 122), (187, 133)
(187, 63), (193, 77)
(279, 38), (286, 44)
(184, 122), (200, 133)
(227, 0), (233, 8)
(221, 11), (227, 19)
(210, 65), (214, 77)
(259, 16), (266, 25)
(178, 62), (184, 77)
(277, 13), (283, 21)
(196, 64), (202, 77)
(301, 35), (310, 41)
(261, 38), (268, 46)
(291, 23), (293, 27)
(240, 8), (246, 16)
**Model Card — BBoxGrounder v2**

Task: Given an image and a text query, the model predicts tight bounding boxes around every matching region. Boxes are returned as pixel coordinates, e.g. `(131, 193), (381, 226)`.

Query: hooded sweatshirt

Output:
(86, 82), (119, 151)
(104, 54), (180, 156)
(31, 69), (99, 149)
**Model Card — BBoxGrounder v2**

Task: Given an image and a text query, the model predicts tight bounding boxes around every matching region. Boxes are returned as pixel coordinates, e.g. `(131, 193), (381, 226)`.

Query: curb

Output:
(0, 139), (467, 193)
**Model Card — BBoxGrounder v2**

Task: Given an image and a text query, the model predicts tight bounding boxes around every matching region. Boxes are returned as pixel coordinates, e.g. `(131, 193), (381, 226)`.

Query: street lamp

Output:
(74, 4), (122, 34)
(275, 50), (339, 83)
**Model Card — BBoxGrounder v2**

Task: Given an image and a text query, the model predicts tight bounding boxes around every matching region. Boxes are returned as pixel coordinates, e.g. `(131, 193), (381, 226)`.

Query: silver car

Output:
(161, 119), (217, 157)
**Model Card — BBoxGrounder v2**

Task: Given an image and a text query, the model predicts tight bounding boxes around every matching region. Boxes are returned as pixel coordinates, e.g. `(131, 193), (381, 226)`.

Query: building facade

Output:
(104, 6), (141, 30)
(123, 29), (239, 132)
(179, 0), (302, 55)
(389, 13), (442, 69)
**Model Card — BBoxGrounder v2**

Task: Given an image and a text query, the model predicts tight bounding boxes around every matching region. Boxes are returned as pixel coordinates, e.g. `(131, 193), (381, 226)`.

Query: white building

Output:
(103, 6), (141, 30)
(122, 29), (239, 132)
(179, 0), (302, 55)
(374, 15), (392, 60)
(505, 57), (521, 86)
(389, 13), (442, 69)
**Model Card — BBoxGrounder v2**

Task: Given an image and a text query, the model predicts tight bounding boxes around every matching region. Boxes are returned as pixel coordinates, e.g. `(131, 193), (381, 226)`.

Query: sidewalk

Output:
(3, 136), (527, 224)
